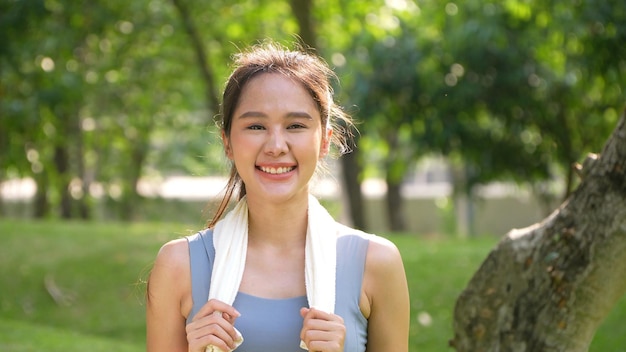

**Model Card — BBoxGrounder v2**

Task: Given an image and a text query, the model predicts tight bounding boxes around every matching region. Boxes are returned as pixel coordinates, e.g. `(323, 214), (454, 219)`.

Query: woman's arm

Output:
(146, 239), (241, 352)
(146, 239), (191, 352)
(363, 236), (410, 352)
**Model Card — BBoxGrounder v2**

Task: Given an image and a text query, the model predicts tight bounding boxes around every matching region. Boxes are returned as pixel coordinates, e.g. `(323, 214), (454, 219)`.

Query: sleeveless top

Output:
(186, 228), (369, 352)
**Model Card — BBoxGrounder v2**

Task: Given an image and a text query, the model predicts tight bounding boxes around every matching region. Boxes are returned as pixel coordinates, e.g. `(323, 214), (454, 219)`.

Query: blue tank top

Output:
(186, 228), (369, 352)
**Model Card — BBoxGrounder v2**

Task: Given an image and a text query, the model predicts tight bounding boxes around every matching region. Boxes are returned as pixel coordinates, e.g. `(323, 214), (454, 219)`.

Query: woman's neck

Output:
(245, 193), (309, 247)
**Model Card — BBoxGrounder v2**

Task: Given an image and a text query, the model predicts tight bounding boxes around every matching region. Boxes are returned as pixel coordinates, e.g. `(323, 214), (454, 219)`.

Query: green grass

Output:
(0, 318), (142, 352)
(390, 234), (494, 349)
(0, 219), (624, 351)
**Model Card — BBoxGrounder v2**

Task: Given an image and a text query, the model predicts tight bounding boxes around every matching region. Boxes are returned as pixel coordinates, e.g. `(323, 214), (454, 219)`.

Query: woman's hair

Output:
(206, 41), (355, 228)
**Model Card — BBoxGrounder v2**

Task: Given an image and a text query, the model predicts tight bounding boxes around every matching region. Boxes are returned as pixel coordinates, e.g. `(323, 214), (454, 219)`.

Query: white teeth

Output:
(260, 166), (294, 174)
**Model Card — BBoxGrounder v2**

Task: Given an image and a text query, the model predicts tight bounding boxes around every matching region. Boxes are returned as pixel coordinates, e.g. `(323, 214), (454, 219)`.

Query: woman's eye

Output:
(248, 124), (264, 130)
(287, 124), (306, 129)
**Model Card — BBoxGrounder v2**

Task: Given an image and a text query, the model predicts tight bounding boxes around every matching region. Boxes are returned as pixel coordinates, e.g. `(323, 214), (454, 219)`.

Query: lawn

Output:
(0, 219), (624, 351)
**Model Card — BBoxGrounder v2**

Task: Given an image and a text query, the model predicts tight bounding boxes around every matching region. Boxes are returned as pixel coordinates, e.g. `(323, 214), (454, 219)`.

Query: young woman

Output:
(146, 42), (410, 352)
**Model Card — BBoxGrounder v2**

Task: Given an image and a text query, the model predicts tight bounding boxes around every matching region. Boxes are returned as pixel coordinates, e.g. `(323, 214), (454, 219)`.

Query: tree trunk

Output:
(0, 179), (3, 216)
(54, 144), (72, 219)
(384, 131), (407, 232)
(120, 142), (148, 221)
(451, 107), (626, 351)
(385, 175), (405, 232)
(53, 107), (81, 219)
(0, 112), (7, 216)
(340, 146), (366, 230)
(451, 163), (475, 237)
(170, 0), (220, 117)
(77, 122), (90, 220)
(289, 0), (315, 47)
(33, 171), (49, 218)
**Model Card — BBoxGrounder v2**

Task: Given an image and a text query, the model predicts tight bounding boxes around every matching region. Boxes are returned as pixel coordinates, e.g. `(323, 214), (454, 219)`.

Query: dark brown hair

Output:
(207, 41), (354, 228)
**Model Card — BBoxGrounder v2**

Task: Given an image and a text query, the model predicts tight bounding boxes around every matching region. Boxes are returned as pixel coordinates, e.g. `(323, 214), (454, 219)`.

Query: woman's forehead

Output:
(235, 73), (321, 116)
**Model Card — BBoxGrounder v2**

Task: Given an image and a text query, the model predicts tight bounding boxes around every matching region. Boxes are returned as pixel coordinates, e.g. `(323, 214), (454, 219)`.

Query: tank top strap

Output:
(336, 233), (370, 301)
(335, 233), (370, 351)
(186, 228), (215, 324)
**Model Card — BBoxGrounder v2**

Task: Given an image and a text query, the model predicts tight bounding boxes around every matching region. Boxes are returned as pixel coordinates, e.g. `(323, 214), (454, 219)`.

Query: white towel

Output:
(207, 194), (338, 352)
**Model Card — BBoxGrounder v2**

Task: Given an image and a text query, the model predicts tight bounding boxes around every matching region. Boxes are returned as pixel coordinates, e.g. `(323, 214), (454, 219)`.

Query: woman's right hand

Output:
(186, 299), (241, 352)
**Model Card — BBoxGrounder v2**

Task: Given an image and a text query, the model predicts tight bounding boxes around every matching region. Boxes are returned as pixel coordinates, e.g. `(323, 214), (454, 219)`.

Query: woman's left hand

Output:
(299, 307), (346, 352)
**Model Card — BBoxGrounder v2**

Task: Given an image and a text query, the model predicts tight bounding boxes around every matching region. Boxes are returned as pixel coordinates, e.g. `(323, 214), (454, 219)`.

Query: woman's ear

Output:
(319, 128), (333, 158)
(222, 130), (233, 160)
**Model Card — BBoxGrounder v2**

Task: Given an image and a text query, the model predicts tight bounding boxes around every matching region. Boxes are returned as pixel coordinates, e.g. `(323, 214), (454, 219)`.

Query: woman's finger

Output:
(300, 308), (345, 352)
(192, 298), (240, 323)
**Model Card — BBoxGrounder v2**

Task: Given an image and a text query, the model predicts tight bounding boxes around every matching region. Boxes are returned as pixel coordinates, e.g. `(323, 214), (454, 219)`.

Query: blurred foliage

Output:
(1, 0), (624, 220)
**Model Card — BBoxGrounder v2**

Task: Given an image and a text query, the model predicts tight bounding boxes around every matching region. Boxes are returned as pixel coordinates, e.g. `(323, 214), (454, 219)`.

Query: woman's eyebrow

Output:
(236, 111), (313, 119)
(237, 111), (267, 119)
(285, 112), (313, 119)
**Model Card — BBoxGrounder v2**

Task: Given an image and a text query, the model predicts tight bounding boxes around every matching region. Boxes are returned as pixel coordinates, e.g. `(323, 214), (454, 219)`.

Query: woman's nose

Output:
(264, 128), (289, 156)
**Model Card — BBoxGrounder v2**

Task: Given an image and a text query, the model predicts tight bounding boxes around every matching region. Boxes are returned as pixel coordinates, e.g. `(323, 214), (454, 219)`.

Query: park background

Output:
(1, 0), (625, 350)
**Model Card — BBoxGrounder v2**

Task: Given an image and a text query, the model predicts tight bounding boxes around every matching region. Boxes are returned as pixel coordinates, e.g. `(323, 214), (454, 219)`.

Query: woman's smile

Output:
(257, 165), (297, 175)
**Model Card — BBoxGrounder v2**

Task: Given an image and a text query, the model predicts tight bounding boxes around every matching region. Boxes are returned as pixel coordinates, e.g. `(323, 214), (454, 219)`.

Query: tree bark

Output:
(451, 107), (626, 351)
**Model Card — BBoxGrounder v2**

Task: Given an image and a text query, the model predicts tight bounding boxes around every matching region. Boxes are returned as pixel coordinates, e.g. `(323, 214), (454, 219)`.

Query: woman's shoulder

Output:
(150, 238), (191, 292)
(336, 223), (401, 261)
(148, 238), (193, 316)
(337, 224), (404, 283)
(365, 235), (403, 270)
(155, 238), (190, 266)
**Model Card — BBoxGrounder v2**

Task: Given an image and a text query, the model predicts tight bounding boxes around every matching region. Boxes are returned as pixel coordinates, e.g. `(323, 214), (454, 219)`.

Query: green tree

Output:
(1, 0), (102, 218)
(322, 0), (422, 231)
(345, 21), (423, 232)
(428, 0), (623, 201)
(0, 0), (224, 220)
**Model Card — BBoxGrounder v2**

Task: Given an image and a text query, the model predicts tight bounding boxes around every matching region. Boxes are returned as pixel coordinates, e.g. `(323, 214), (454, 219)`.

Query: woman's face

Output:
(223, 73), (331, 204)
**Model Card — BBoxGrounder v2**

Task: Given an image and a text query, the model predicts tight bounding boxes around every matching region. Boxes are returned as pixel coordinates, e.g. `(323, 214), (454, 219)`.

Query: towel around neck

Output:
(207, 194), (339, 351)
